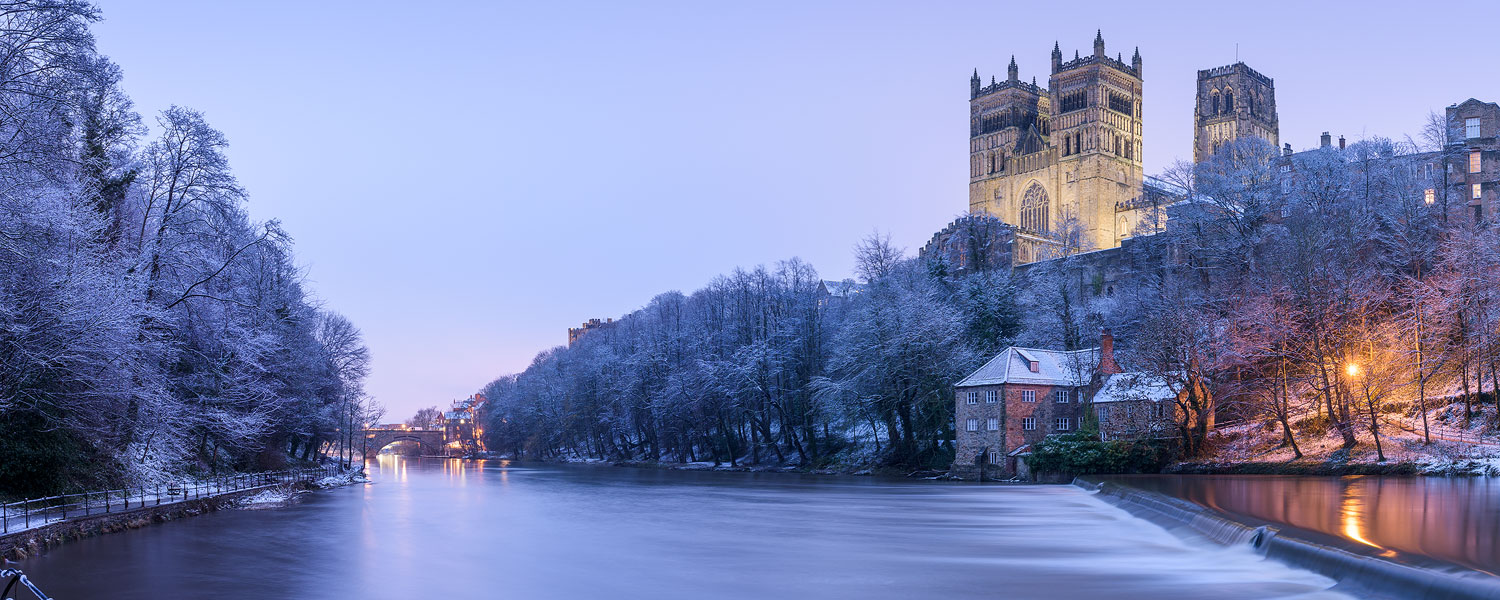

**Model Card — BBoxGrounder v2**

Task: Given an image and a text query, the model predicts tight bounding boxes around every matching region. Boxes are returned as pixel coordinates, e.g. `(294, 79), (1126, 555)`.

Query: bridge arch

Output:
(364, 429), (446, 459)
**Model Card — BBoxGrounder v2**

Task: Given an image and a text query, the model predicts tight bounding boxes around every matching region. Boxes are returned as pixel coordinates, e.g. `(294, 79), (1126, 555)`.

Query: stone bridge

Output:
(364, 428), (446, 458)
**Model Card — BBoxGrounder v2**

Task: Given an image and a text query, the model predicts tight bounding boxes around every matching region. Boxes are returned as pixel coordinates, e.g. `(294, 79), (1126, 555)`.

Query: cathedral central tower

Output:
(1193, 62), (1279, 162)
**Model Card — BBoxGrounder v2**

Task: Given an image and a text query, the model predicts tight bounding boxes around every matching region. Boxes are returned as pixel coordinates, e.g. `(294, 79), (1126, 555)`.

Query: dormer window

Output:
(1028, 360), (1039, 372)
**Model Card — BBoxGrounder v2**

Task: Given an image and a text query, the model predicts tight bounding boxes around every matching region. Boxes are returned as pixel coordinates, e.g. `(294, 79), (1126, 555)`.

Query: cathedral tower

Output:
(968, 32), (1147, 261)
(1046, 30), (1143, 253)
(1194, 62), (1279, 163)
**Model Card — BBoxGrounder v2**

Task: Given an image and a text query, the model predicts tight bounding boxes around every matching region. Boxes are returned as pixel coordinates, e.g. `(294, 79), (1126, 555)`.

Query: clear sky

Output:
(91, 0), (1498, 419)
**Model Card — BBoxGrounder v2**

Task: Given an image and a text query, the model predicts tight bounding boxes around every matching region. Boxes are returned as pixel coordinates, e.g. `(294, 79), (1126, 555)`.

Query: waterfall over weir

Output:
(1077, 478), (1500, 600)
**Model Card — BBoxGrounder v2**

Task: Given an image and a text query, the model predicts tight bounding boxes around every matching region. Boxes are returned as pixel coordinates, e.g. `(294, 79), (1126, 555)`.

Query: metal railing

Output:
(2, 568), (50, 600)
(1, 465), (344, 534)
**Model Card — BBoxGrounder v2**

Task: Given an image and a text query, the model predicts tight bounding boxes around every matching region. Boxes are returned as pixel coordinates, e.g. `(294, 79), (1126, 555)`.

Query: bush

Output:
(1026, 431), (1173, 476)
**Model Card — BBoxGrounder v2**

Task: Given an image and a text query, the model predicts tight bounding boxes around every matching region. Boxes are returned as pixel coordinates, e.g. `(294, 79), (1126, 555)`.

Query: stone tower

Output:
(968, 31), (1146, 261)
(1193, 62), (1279, 163)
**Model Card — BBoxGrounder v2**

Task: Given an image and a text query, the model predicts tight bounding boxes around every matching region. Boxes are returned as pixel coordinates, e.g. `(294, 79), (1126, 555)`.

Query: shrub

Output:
(1026, 431), (1173, 475)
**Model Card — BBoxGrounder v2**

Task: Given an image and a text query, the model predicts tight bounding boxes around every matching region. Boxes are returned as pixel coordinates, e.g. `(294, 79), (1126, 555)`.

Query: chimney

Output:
(1283, 143), (1292, 156)
(1320, 132), (1331, 148)
(1099, 329), (1123, 375)
(1338, 135), (1346, 150)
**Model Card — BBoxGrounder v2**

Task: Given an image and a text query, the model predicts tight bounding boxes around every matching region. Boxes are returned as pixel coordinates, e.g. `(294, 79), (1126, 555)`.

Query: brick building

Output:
(951, 344), (1097, 479)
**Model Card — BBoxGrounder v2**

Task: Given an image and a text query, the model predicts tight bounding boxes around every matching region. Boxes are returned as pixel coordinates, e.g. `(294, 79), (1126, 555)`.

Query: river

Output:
(19, 458), (1354, 599)
(1100, 474), (1500, 576)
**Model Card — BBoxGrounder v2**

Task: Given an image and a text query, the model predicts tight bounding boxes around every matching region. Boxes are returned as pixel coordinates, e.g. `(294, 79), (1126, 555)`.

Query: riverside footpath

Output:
(1, 465), (355, 561)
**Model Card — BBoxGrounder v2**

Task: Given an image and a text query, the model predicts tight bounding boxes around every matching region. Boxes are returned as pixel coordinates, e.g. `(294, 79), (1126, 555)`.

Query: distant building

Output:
(444, 393), (486, 455)
(568, 318), (614, 347)
(1445, 98), (1499, 224)
(1273, 98), (1500, 226)
(816, 279), (865, 308)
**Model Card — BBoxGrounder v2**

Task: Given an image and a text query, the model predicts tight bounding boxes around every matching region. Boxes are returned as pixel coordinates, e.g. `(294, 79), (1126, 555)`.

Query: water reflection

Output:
(1109, 475), (1500, 574)
(21, 460), (1350, 599)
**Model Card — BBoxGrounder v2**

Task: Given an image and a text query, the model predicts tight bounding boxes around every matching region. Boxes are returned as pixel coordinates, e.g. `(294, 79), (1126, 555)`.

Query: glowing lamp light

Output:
(1345, 364), (1361, 377)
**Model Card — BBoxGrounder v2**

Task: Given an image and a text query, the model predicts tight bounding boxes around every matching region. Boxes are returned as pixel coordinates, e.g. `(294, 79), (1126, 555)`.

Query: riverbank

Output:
(535, 455), (949, 479)
(0, 468), (367, 561)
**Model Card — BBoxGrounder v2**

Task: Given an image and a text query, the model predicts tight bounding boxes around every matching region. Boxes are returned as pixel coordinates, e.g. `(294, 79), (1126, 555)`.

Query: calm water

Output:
(1105, 474), (1500, 576)
(19, 458), (1349, 599)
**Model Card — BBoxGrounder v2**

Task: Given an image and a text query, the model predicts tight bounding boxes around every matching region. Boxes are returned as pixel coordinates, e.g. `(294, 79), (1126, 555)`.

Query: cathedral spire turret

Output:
(1094, 29), (1105, 58)
(1051, 41), (1062, 73)
(970, 68), (981, 98)
(1007, 55), (1018, 82)
(1132, 46), (1142, 76)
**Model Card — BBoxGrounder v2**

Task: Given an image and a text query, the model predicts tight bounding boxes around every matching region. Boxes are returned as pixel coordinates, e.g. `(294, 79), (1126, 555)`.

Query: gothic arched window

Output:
(1020, 183), (1049, 234)
(1211, 91), (1220, 116)
(1224, 89), (1235, 114)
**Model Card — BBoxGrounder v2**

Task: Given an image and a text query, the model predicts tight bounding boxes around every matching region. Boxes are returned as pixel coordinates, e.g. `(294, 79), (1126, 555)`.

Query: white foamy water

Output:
(20, 458), (1346, 599)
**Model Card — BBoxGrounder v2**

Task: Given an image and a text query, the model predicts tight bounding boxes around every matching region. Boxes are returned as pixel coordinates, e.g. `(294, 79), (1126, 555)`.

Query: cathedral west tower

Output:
(969, 31), (1149, 262)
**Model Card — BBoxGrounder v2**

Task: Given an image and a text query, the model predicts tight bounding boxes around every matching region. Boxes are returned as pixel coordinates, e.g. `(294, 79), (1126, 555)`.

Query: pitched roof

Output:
(956, 346), (1098, 387)
(1092, 372), (1179, 404)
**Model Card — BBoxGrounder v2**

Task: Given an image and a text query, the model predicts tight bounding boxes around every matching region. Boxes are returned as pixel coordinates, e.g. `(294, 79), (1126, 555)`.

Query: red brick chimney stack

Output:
(1099, 329), (1123, 375)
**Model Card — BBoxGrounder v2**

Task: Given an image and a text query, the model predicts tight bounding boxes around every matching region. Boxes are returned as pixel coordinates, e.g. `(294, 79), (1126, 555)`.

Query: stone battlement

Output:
(1198, 62), (1273, 87)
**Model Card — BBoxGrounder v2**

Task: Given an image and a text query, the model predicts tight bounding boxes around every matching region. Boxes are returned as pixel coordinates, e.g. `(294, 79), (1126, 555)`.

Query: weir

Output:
(1076, 477), (1500, 600)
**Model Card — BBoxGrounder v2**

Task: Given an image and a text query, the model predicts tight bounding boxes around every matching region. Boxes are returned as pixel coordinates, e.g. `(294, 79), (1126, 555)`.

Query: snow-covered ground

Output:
(1205, 397), (1500, 475)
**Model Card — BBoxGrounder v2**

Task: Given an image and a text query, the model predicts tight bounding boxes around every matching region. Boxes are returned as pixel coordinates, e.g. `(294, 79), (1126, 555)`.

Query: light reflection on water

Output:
(21, 459), (1349, 600)
(1108, 475), (1500, 574)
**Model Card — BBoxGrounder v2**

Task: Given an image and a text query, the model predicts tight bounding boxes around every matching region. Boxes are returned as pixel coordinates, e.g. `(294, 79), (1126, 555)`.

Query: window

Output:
(1224, 90), (1234, 114)
(1022, 417), (1036, 431)
(1060, 90), (1087, 113)
(1472, 150), (1483, 174)
(1021, 390), (1036, 403)
(1475, 183), (1484, 200)
(1108, 92), (1132, 116)
(1280, 164), (1291, 173)
(1056, 390), (1070, 403)
(966, 418), (979, 432)
(1467, 117), (1481, 139)
(1097, 406), (1109, 420)
(1055, 418), (1071, 431)
(1020, 183), (1050, 234)
(1281, 179), (1292, 194)
(1152, 403), (1165, 419)
(1425, 188), (1435, 205)
(986, 417), (999, 431)
(985, 390), (998, 404)
(966, 391), (978, 405)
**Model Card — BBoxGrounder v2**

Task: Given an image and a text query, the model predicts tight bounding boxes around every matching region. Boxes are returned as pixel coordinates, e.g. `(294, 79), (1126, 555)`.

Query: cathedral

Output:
(963, 32), (1279, 263)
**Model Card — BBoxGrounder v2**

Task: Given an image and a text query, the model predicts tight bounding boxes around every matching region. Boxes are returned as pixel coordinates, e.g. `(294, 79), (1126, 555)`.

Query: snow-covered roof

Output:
(1092, 372), (1179, 404)
(820, 279), (865, 298)
(956, 346), (1098, 387)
